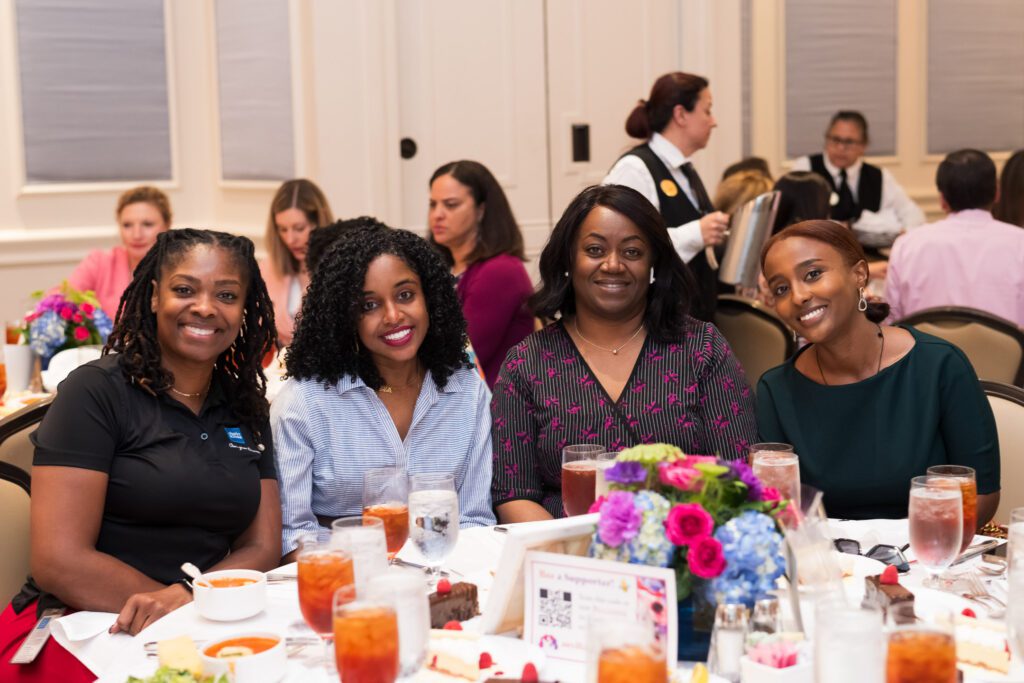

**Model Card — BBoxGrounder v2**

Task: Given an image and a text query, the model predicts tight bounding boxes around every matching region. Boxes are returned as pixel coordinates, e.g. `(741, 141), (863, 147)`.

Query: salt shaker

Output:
(708, 603), (749, 683)
(750, 595), (781, 635)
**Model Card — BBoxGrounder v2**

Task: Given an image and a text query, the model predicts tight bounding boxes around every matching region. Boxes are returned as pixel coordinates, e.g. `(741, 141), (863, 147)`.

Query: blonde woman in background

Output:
(713, 168), (774, 215)
(259, 178), (334, 347)
(67, 186), (172, 318)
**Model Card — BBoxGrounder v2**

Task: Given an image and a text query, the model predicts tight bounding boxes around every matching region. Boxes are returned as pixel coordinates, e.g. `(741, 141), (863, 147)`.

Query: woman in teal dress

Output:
(756, 220), (999, 522)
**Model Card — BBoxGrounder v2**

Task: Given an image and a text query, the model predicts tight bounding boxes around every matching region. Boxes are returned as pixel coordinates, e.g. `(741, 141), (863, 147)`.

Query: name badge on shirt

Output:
(225, 427), (246, 445)
(660, 179), (679, 197)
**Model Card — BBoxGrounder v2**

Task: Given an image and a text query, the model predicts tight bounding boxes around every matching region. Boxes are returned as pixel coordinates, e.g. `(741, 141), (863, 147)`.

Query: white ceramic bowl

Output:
(200, 631), (286, 683)
(192, 569), (267, 621)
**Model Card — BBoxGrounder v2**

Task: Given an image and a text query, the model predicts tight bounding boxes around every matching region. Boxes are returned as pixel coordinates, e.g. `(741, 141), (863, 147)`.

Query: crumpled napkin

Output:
(50, 611), (131, 676)
(747, 639), (800, 668)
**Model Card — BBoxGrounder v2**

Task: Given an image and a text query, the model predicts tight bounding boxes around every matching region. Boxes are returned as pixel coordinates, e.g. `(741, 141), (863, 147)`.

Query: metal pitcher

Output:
(715, 190), (780, 289)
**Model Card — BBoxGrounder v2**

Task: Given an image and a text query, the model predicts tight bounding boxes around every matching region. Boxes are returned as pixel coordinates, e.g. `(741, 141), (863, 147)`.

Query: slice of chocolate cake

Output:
(863, 574), (915, 624)
(429, 581), (479, 627)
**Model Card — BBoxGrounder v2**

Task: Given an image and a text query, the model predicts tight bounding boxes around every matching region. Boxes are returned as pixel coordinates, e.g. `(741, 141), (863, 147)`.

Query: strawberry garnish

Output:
(443, 620), (462, 630)
(521, 662), (539, 683)
(879, 565), (899, 585)
(479, 652), (494, 669)
(961, 607), (976, 618)
(436, 578), (452, 595)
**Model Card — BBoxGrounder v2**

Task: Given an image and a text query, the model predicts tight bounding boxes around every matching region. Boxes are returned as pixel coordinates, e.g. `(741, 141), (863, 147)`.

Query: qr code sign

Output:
(537, 588), (572, 628)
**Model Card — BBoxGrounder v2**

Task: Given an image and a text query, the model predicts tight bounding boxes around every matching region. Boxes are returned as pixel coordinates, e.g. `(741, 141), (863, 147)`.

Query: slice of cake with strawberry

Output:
(425, 623), (499, 681)
(955, 612), (1011, 675)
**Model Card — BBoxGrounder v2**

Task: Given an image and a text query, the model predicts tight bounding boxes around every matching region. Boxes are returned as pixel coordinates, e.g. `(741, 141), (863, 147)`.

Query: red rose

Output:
(73, 326), (90, 341)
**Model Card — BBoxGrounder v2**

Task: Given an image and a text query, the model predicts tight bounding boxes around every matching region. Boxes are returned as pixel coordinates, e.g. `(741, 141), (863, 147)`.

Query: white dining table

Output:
(50, 520), (1021, 683)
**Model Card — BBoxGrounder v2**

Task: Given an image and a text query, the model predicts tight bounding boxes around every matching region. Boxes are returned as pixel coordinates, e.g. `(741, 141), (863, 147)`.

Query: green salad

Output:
(127, 666), (228, 683)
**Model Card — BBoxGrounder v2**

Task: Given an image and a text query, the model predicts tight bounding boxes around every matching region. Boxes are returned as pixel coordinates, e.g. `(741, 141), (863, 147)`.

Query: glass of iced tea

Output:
(297, 536), (355, 639)
(926, 465), (977, 554)
(334, 598), (400, 683)
(561, 444), (607, 517)
(886, 605), (956, 683)
(363, 467), (410, 561)
(750, 448), (801, 508)
(588, 620), (664, 683)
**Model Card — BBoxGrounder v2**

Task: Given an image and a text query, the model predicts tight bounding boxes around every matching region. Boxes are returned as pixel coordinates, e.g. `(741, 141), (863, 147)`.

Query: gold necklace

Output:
(169, 383), (209, 399)
(573, 320), (645, 355)
(815, 324), (885, 386)
(377, 371), (425, 394)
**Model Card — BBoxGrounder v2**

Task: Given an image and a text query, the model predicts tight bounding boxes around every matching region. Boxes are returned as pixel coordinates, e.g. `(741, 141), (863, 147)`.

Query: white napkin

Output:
(50, 611), (132, 676)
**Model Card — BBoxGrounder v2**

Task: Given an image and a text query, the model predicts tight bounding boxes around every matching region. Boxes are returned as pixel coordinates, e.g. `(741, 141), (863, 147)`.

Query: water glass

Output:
(366, 570), (429, 677)
(333, 598), (400, 683)
(593, 451), (620, 499)
(586, 619), (664, 683)
(330, 516), (388, 598)
(926, 464), (977, 554)
(561, 443), (607, 516)
(1008, 508), (1024, 664)
(750, 448), (801, 508)
(814, 598), (884, 683)
(885, 605), (956, 683)
(363, 467), (410, 560)
(908, 476), (962, 586)
(408, 472), (459, 583)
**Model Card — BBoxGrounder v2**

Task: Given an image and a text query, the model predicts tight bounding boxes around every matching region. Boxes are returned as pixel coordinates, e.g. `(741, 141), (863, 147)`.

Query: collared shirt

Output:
(603, 132), (705, 263)
(885, 209), (1024, 325)
(272, 366), (496, 555)
(792, 154), (925, 234)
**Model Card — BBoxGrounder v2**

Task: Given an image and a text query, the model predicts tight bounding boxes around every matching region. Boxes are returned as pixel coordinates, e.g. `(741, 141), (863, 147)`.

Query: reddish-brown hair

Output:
(625, 72), (709, 139)
(760, 220), (890, 323)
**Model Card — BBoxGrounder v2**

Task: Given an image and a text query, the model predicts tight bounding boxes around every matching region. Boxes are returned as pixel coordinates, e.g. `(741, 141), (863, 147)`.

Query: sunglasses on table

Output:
(833, 538), (911, 573)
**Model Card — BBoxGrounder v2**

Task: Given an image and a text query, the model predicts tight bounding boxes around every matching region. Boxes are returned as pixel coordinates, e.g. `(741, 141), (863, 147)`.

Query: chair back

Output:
(0, 462), (30, 607)
(0, 396), (53, 477)
(898, 307), (1024, 386)
(981, 381), (1024, 525)
(713, 295), (797, 389)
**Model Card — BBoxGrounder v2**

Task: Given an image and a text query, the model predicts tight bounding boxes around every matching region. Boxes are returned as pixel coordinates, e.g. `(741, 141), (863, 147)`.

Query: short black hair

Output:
(530, 184), (695, 341)
(936, 149), (998, 212)
(286, 223), (470, 390)
(306, 216), (387, 274)
(828, 111), (869, 144)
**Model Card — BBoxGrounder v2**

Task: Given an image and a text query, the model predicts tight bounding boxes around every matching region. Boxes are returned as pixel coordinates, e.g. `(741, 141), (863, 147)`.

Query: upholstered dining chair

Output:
(980, 381), (1024, 526)
(0, 395), (53, 477)
(898, 307), (1024, 386)
(0, 461), (30, 606)
(713, 294), (797, 390)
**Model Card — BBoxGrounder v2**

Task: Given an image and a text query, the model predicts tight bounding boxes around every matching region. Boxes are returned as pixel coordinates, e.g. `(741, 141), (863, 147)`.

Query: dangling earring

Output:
(857, 287), (868, 312)
(649, 268), (656, 284)
(564, 271), (569, 278)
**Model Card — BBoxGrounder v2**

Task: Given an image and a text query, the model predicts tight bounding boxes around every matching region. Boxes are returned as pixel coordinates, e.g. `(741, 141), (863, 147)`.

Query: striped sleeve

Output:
(490, 344), (544, 507)
(697, 323), (758, 461)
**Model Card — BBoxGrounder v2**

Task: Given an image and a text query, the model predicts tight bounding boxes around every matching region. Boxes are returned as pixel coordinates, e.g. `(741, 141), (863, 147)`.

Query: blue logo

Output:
(225, 427), (246, 445)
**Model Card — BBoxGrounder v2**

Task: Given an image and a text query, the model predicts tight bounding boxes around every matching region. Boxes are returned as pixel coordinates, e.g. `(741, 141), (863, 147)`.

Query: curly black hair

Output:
(306, 216), (386, 275)
(286, 222), (470, 390)
(104, 229), (277, 442)
(530, 184), (695, 341)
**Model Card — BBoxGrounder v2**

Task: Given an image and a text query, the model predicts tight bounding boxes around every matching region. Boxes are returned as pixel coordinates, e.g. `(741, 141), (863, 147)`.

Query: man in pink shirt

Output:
(886, 149), (1024, 327)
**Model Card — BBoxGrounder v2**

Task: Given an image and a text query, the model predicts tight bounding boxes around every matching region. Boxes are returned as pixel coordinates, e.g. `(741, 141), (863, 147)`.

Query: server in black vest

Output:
(793, 111), (924, 245)
(603, 72), (730, 321)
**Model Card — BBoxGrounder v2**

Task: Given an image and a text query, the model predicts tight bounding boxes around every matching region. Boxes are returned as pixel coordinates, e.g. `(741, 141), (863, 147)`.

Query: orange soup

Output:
(200, 577), (259, 589)
(204, 636), (279, 658)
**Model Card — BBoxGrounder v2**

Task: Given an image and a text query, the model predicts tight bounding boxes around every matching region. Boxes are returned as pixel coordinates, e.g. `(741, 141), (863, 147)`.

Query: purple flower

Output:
(604, 461), (648, 485)
(728, 460), (764, 501)
(597, 491), (643, 547)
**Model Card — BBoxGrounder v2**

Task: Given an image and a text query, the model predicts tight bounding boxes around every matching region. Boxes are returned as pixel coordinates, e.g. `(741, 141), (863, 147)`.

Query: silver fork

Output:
(963, 572), (1006, 617)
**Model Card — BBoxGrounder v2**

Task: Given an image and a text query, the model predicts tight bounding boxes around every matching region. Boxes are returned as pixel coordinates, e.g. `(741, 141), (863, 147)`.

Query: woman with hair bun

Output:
(604, 72), (730, 321)
(757, 220), (1000, 522)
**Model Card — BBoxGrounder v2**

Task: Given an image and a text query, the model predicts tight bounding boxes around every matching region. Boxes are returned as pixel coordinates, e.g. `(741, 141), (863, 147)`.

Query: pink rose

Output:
(665, 503), (714, 546)
(81, 303), (95, 315)
(761, 487), (781, 502)
(72, 312), (83, 323)
(589, 495), (607, 514)
(73, 326), (90, 341)
(59, 307), (73, 320)
(687, 536), (727, 578)
(658, 462), (702, 492)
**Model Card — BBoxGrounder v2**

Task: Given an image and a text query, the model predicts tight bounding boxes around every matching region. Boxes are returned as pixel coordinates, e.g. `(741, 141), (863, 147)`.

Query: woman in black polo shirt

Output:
(0, 230), (282, 682)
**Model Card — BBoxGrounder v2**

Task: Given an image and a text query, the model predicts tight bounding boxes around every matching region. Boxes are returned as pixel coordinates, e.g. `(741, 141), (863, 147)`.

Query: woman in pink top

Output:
(428, 160), (534, 387)
(67, 186), (172, 318)
(259, 179), (335, 347)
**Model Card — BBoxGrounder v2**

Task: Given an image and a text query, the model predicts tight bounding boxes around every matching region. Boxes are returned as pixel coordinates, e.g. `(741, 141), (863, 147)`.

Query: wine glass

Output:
(330, 516), (388, 599)
(333, 597), (400, 683)
(747, 442), (793, 466)
(886, 604), (957, 683)
(588, 619), (664, 683)
(366, 570), (429, 677)
(363, 467), (410, 561)
(408, 473), (459, 585)
(925, 465), (977, 554)
(750, 447), (801, 509)
(561, 443), (607, 516)
(296, 535), (355, 670)
(908, 475), (962, 589)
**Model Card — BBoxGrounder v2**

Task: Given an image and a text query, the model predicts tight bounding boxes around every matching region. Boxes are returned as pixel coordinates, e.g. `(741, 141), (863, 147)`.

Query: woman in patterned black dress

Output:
(491, 185), (757, 522)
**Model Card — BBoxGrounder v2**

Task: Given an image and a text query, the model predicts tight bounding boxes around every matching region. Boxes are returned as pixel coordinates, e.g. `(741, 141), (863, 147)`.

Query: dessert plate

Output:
(414, 635), (545, 682)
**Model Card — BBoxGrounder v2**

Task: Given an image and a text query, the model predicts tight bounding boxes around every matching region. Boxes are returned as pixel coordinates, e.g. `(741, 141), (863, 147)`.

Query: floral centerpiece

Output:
(20, 282), (113, 366)
(588, 443), (788, 659)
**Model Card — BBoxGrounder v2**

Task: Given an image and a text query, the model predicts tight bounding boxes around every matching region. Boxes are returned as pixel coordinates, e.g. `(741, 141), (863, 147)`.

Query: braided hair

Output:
(104, 229), (277, 439)
(286, 222), (469, 390)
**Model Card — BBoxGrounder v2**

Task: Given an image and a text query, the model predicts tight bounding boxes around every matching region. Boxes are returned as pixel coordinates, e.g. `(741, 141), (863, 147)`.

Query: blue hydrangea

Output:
(707, 511), (784, 608)
(589, 490), (674, 567)
(28, 310), (66, 359)
(93, 309), (113, 341)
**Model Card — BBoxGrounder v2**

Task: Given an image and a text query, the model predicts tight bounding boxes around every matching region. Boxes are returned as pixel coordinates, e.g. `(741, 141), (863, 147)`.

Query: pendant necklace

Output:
(573, 320), (644, 355)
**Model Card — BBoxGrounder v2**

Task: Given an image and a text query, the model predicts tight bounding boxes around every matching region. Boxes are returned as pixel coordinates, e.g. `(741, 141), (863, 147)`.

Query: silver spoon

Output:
(180, 562), (202, 589)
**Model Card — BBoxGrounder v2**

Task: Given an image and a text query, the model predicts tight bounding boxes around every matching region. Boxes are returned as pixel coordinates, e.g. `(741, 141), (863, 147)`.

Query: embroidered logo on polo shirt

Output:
(225, 427), (246, 445)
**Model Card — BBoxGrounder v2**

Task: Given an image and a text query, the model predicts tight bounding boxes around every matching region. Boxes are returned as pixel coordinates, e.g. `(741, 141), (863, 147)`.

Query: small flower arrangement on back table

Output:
(20, 282), (113, 365)
(588, 443), (788, 611)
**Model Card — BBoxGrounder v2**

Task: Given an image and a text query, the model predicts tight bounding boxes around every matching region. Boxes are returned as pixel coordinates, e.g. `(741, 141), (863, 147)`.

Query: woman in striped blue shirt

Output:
(272, 221), (495, 561)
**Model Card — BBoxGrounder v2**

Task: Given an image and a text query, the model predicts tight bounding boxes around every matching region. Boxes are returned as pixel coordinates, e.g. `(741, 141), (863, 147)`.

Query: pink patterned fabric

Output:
(490, 320), (757, 517)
